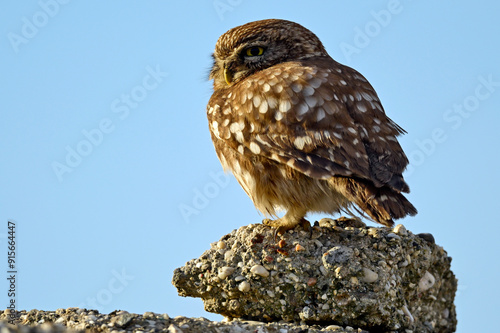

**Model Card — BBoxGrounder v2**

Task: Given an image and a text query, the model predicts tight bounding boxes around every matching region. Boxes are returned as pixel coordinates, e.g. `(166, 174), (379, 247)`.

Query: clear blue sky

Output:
(1, 1), (499, 332)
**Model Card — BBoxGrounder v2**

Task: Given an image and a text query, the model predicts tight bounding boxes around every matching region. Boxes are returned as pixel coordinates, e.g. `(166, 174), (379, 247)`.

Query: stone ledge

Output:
(173, 219), (457, 332)
(0, 309), (367, 333)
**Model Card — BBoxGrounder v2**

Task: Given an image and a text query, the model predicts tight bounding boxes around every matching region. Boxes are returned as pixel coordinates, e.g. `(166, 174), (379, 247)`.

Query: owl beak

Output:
(223, 68), (233, 85)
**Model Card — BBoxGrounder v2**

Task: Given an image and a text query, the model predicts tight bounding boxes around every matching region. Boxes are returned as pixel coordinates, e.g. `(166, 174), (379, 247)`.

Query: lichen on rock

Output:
(172, 218), (457, 332)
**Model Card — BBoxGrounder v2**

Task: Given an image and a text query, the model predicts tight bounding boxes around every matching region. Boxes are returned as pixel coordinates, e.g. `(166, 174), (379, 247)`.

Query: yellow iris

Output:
(245, 46), (264, 57)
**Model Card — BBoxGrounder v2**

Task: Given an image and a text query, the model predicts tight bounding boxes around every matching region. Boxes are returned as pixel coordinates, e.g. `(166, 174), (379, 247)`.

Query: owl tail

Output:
(330, 176), (418, 227)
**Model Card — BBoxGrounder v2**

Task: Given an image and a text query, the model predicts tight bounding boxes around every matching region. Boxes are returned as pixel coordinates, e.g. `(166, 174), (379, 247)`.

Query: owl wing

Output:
(208, 58), (409, 193)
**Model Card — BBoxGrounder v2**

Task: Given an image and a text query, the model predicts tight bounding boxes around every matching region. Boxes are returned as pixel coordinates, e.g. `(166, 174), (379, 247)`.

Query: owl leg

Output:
(263, 208), (310, 236)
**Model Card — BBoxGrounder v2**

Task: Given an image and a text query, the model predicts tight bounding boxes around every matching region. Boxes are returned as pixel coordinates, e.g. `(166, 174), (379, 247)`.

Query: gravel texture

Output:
(0, 308), (368, 333)
(173, 218), (457, 332)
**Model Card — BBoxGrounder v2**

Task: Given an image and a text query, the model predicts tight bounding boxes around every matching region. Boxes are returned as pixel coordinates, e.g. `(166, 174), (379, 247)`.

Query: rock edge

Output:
(173, 219), (457, 332)
(0, 308), (368, 333)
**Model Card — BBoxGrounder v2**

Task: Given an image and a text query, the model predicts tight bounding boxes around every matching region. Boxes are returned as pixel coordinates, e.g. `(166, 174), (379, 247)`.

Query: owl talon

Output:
(334, 216), (366, 228)
(273, 226), (285, 241)
(263, 217), (311, 241)
(299, 218), (313, 238)
(262, 219), (282, 240)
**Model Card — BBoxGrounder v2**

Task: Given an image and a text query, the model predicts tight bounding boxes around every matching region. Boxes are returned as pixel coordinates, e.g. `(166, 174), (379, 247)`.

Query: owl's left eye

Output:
(245, 46), (265, 57)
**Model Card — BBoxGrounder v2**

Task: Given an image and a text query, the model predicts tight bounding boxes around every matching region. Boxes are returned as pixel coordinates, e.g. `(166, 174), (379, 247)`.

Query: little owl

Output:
(207, 19), (417, 233)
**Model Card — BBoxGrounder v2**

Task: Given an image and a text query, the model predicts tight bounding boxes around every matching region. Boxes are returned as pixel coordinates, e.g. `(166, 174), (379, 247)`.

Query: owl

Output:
(207, 19), (417, 233)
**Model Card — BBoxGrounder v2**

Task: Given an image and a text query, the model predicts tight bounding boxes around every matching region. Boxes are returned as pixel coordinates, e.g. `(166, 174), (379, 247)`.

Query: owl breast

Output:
(207, 59), (360, 217)
(210, 137), (349, 218)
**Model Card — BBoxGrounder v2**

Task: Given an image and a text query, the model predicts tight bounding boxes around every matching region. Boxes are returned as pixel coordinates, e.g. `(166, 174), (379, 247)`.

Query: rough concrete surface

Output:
(173, 219), (457, 332)
(0, 308), (367, 333)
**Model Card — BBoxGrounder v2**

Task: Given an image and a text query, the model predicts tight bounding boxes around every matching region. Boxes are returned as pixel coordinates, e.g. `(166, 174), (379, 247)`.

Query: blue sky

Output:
(1, 1), (499, 332)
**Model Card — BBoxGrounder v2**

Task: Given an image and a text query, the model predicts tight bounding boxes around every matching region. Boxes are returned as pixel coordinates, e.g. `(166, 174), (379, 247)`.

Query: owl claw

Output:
(262, 218), (282, 241)
(273, 226), (285, 241)
(262, 217), (311, 241)
(301, 219), (313, 239)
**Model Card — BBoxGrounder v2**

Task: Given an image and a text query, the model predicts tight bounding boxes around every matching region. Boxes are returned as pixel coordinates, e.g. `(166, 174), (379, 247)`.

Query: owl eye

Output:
(245, 46), (265, 57)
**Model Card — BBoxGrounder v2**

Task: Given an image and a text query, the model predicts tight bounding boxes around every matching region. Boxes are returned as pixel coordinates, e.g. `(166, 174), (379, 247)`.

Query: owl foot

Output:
(263, 217), (311, 240)
(334, 216), (366, 228)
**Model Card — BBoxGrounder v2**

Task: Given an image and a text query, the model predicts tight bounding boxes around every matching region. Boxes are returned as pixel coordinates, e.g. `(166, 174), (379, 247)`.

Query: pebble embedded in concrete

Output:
(419, 271), (436, 292)
(238, 281), (251, 293)
(250, 264), (269, 277)
(218, 266), (235, 280)
(361, 268), (378, 283)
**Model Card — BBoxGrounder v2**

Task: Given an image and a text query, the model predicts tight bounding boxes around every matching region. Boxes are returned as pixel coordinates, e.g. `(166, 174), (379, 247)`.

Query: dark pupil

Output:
(249, 47), (261, 56)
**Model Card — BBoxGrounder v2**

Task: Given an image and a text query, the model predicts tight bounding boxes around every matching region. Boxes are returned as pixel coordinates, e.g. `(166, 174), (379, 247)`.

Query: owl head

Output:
(209, 19), (328, 90)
